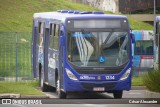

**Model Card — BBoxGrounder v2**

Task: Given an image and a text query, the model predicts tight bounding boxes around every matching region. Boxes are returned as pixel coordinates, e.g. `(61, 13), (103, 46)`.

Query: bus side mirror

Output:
(131, 33), (135, 43)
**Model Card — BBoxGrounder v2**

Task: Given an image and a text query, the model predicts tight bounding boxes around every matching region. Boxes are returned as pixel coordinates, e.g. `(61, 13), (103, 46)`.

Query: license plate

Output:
(93, 87), (105, 91)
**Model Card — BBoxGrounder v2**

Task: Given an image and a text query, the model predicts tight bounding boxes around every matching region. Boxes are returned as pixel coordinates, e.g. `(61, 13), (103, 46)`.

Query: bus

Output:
(154, 16), (160, 70)
(132, 30), (154, 76)
(32, 10), (135, 99)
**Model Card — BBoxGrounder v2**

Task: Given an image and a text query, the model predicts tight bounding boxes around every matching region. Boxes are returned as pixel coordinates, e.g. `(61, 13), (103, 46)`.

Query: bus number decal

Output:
(105, 76), (115, 80)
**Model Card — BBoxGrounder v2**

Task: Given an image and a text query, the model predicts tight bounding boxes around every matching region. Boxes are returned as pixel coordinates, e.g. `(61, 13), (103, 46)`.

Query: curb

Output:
(0, 94), (48, 98)
(0, 94), (20, 98)
(20, 95), (49, 98)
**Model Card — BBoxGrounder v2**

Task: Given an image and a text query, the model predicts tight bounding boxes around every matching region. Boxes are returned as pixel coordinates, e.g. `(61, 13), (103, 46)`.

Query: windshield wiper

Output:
(103, 32), (113, 44)
(101, 32), (113, 48)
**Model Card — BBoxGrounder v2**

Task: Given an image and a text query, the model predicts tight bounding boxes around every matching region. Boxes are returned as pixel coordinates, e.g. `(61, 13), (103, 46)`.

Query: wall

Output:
(102, 0), (119, 13)
(72, 0), (160, 13)
(119, 0), (160, 13)
(71, 0), (119, 13)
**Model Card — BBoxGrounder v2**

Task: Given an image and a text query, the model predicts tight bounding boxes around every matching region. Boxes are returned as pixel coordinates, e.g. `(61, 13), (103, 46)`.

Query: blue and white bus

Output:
(154, 16), (160, 70)
(132, 30), (154, 75)
(32, 10), (135, 99)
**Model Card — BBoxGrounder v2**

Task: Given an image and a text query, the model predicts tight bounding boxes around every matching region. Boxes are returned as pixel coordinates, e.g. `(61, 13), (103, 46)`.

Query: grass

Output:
(0, 0), (97, 32)
(128, 17), (153, 30)
(0, 81), (44, 95)
(0, 0), (154, 32)
(132, 76), (144, 86)
(143, 70), (160, 93)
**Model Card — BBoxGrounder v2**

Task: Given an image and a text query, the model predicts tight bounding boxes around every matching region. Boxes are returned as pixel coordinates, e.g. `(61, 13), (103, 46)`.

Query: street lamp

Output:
(154, 0), (156, 14)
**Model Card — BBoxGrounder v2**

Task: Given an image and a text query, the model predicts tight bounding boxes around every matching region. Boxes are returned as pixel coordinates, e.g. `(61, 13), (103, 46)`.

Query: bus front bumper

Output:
(64, 78), (131, 92)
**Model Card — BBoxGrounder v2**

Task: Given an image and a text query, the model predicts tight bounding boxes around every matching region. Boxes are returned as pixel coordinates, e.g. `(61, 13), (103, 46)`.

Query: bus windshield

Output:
(67, 31), (129, 67)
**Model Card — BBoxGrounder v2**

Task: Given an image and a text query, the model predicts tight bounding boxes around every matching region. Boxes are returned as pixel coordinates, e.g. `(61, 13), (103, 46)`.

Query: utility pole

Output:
(154, 0), (156, 14)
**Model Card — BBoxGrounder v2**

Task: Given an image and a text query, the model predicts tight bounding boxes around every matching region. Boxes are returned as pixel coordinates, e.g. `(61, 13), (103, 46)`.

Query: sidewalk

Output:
(131, 86), (160, 98)
(0, 93), (49, 98)
(144, 90), (160, 98)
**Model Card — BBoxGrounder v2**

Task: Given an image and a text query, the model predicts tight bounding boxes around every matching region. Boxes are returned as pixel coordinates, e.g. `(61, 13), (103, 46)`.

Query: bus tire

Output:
(113, 90), (123, 99)
(56, 78), (67, 99)
(42, 83), (49, 92)
(39, 65), (49, 92)
(48, 85), (56, 92)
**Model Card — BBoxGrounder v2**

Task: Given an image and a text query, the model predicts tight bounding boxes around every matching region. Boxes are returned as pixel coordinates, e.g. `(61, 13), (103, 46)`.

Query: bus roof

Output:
(33, 10), (128, 22)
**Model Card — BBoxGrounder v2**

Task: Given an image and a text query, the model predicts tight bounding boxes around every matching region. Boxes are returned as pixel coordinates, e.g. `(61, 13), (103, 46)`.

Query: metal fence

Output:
(0, 32), (32, 81)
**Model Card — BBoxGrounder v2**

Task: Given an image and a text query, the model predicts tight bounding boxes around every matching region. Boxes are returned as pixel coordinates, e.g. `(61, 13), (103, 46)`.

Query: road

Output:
(44, 90), (160, 99)
(0, 90), (159, 107)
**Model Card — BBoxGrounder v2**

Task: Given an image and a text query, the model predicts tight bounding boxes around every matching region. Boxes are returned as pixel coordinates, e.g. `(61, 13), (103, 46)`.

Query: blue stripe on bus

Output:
(133, 55), (141, 67)
(133, 31), (142, 40)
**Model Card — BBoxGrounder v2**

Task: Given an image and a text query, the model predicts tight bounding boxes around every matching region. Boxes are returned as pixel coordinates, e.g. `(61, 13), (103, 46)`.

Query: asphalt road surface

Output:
(44, 90), (160, 99)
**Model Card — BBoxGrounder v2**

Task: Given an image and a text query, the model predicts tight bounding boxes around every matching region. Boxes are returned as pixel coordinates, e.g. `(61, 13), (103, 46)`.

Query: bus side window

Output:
(142, 41), (153, 55)
(53, 24), (60, 50)
(38, 22), (45, 47)
(134, 41), (141, 55)
(49, 24), (55, 49)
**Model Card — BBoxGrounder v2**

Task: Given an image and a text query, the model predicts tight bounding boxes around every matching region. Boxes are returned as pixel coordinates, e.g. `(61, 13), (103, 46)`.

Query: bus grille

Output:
(69, 61), (126, 74)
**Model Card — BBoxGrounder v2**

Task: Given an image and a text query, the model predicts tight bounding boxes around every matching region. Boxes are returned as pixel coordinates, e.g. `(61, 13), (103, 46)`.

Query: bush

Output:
(143, 70), (160, 92)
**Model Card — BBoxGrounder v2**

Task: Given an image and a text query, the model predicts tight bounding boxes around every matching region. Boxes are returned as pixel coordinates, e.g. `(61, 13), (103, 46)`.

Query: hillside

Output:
(0, 0), (153, 31)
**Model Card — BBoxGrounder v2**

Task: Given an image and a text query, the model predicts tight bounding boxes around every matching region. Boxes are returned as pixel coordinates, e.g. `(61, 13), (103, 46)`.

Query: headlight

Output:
(120, 68), (131, 81)
(66, 68), (78, 80)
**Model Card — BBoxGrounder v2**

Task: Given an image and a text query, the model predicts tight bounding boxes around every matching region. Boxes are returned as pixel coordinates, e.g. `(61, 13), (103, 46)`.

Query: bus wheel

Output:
(113, 90), (123, 99)
(56, 79), (66, 99)
(39, 69), (48, 92)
